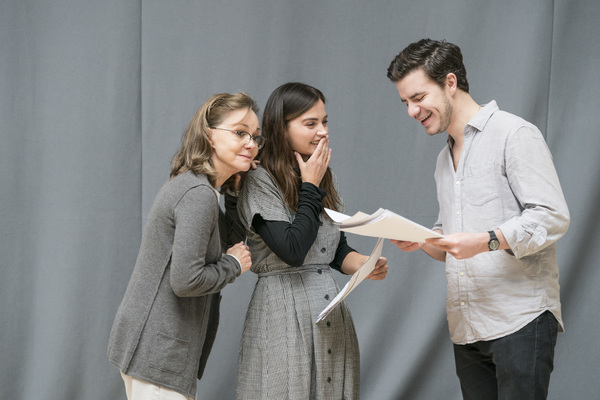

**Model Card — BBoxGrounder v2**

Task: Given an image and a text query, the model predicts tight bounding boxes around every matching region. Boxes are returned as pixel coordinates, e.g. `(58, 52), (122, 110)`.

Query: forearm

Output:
(339, 251), (368, 274)
(329, 232), (356, 273)
(252, 182), (325, 266)
(425, 229), (511, 261)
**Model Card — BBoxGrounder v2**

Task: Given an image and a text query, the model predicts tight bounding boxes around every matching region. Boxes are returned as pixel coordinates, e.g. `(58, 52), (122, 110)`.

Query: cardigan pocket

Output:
(148, 331), (190, 376)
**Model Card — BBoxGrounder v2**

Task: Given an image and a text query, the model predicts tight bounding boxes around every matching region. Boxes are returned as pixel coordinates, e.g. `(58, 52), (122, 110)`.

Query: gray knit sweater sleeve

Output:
(170, 185), (241, 297)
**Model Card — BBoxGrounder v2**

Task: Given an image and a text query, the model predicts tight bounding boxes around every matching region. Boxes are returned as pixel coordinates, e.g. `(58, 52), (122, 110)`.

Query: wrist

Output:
(487, 230), (500, 251)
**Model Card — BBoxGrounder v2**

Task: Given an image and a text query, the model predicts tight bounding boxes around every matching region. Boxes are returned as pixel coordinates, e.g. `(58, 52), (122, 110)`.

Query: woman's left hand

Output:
(366, 257), (388, 281)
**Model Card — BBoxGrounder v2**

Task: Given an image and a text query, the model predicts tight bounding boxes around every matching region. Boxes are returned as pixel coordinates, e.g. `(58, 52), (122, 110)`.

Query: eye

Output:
(234, 130), (249, 138)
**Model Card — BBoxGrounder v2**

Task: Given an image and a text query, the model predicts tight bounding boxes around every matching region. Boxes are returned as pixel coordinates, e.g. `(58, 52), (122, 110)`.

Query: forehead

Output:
(295, 100), (327, 121)
(221, 108), (259, 128)
(395, 69), (439, 99)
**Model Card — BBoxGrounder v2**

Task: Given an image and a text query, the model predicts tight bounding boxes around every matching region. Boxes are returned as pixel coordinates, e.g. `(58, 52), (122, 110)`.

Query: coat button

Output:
(326, 322), (331, 327)
(320, 247), (327, 253)
(318, 269), (322, 274)
(324, 294), (329, 300)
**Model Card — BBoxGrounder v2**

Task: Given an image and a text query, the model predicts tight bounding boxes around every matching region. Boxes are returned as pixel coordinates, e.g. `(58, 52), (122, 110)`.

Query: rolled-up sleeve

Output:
(498, 126), (570, 258)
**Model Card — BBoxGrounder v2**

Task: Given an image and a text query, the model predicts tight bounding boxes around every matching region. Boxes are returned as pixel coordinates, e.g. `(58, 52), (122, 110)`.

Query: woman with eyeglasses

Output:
(108, 92), (263, 400)
(235, 82), (389, 400)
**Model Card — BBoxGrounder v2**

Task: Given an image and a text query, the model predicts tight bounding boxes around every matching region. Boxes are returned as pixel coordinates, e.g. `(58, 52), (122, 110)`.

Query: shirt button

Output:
(461, 301), (466, 306)
(456, 210), (461, 216)
(324, 294), (330, 300)
(455, 180), (460, 185)
(320, 247), (327, 253)
(460, 272), (465, 277)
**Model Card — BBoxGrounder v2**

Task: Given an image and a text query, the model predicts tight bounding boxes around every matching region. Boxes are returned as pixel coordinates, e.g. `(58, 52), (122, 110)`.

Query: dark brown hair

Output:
(387, 38), (469, 92)
(259, 82), (341, 211)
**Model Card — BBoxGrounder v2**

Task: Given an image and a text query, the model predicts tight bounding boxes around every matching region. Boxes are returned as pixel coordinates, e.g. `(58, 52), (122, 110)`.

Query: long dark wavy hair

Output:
(259, 82), (341, 212)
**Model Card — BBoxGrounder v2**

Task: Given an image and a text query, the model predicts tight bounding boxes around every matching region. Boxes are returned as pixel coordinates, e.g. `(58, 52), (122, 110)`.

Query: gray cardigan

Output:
(108, 171), (243, 398)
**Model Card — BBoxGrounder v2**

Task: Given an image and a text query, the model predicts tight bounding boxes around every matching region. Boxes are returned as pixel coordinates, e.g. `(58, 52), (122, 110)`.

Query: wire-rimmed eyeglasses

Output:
(210, 127), (266, 150)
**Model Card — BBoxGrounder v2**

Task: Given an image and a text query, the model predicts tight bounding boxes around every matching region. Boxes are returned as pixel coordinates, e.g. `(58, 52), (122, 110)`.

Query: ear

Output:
(206, 129), (215, 148)
(445, 73), (458, 95)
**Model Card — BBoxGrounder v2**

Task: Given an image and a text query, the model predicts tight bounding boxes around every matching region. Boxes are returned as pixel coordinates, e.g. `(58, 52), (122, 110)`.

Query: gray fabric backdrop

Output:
(1, 1), (599, 399)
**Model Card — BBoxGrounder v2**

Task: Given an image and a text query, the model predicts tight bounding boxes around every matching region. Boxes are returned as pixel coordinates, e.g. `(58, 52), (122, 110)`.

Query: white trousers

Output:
(120, 372), (194, 400)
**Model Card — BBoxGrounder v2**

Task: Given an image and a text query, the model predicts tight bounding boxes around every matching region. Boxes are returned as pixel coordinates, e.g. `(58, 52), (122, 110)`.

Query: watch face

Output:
(489, 240), (500, 251)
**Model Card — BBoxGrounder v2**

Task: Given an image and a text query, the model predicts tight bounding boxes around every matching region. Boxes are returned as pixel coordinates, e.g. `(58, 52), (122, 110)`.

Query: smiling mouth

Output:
(419, 112), (432, 124)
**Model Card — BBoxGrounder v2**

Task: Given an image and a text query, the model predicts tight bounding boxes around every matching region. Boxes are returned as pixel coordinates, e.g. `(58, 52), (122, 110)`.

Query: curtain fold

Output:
(1, 0), (598, 398)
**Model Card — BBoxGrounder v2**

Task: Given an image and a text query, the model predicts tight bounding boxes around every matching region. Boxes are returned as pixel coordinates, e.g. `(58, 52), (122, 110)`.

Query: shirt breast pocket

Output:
(463, 166), (499, 206)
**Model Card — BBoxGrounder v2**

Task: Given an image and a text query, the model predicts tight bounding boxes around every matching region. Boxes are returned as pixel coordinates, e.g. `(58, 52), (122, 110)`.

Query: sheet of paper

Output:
(325, 208), (443, 243)
(317, 237), (384, 323)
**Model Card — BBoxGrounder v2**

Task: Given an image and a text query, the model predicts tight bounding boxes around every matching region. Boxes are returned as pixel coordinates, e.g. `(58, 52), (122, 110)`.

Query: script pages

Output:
(317, 237), (384, 323)
(325, 207), (443, 243)
(316, 208), (443, 322)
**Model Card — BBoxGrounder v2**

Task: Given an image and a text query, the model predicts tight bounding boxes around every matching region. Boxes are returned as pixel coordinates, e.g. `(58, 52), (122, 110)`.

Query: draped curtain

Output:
(1, 1), (598, 398)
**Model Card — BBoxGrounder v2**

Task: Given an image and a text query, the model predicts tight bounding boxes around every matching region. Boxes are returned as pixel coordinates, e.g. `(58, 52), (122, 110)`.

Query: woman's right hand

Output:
(227, 241), (252, 273)
(295, 137), (331, 186)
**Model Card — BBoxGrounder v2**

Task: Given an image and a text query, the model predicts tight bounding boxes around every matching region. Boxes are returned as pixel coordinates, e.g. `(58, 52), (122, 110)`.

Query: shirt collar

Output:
(447, 100), (499, 149)
(466, 100), (499, 132)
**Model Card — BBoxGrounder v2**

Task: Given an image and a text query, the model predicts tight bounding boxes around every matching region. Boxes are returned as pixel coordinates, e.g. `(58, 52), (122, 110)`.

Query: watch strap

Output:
(488, 230), (499, 251)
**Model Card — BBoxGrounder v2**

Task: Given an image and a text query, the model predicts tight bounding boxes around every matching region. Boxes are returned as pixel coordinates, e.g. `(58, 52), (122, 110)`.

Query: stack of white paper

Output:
(317, 237), (384, 322)
(316, 208), (443, 322)
(325, 208), (442, 243)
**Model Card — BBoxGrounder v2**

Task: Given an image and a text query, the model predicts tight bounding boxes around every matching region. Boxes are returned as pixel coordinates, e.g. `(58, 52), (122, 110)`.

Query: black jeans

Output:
(453, 311), (559, 400)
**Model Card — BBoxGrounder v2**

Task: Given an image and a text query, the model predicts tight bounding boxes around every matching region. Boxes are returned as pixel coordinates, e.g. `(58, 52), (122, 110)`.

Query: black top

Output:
(251, 182), (355, 272)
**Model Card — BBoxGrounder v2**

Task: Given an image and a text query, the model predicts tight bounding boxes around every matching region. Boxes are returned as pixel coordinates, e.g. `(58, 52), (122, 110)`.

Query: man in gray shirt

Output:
(387, 39), (570, 400)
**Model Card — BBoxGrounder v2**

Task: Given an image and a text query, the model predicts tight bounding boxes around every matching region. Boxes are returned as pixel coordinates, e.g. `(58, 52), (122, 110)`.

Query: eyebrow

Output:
(401, 92), (426, 103)
(302, 115), (328, 122)
(231, 122), (259, 132)
(235, 123), (250, 129)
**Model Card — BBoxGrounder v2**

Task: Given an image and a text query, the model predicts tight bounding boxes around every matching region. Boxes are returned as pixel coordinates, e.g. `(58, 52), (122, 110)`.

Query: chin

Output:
(239, 161), (253, 171)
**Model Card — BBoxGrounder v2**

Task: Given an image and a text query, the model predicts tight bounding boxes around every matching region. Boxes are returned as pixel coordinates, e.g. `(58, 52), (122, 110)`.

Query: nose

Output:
(243, 134), (257, 149)
(316, 125), (328, 137)
(407, 102), (420, 119)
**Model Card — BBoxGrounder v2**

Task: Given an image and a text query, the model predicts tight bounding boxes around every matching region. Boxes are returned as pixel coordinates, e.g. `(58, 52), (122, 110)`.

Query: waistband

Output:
(257, 264), (330, 278)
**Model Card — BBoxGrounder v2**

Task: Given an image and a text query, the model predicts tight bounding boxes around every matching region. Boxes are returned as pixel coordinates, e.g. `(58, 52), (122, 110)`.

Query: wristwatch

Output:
(488, 230), (499, 251)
